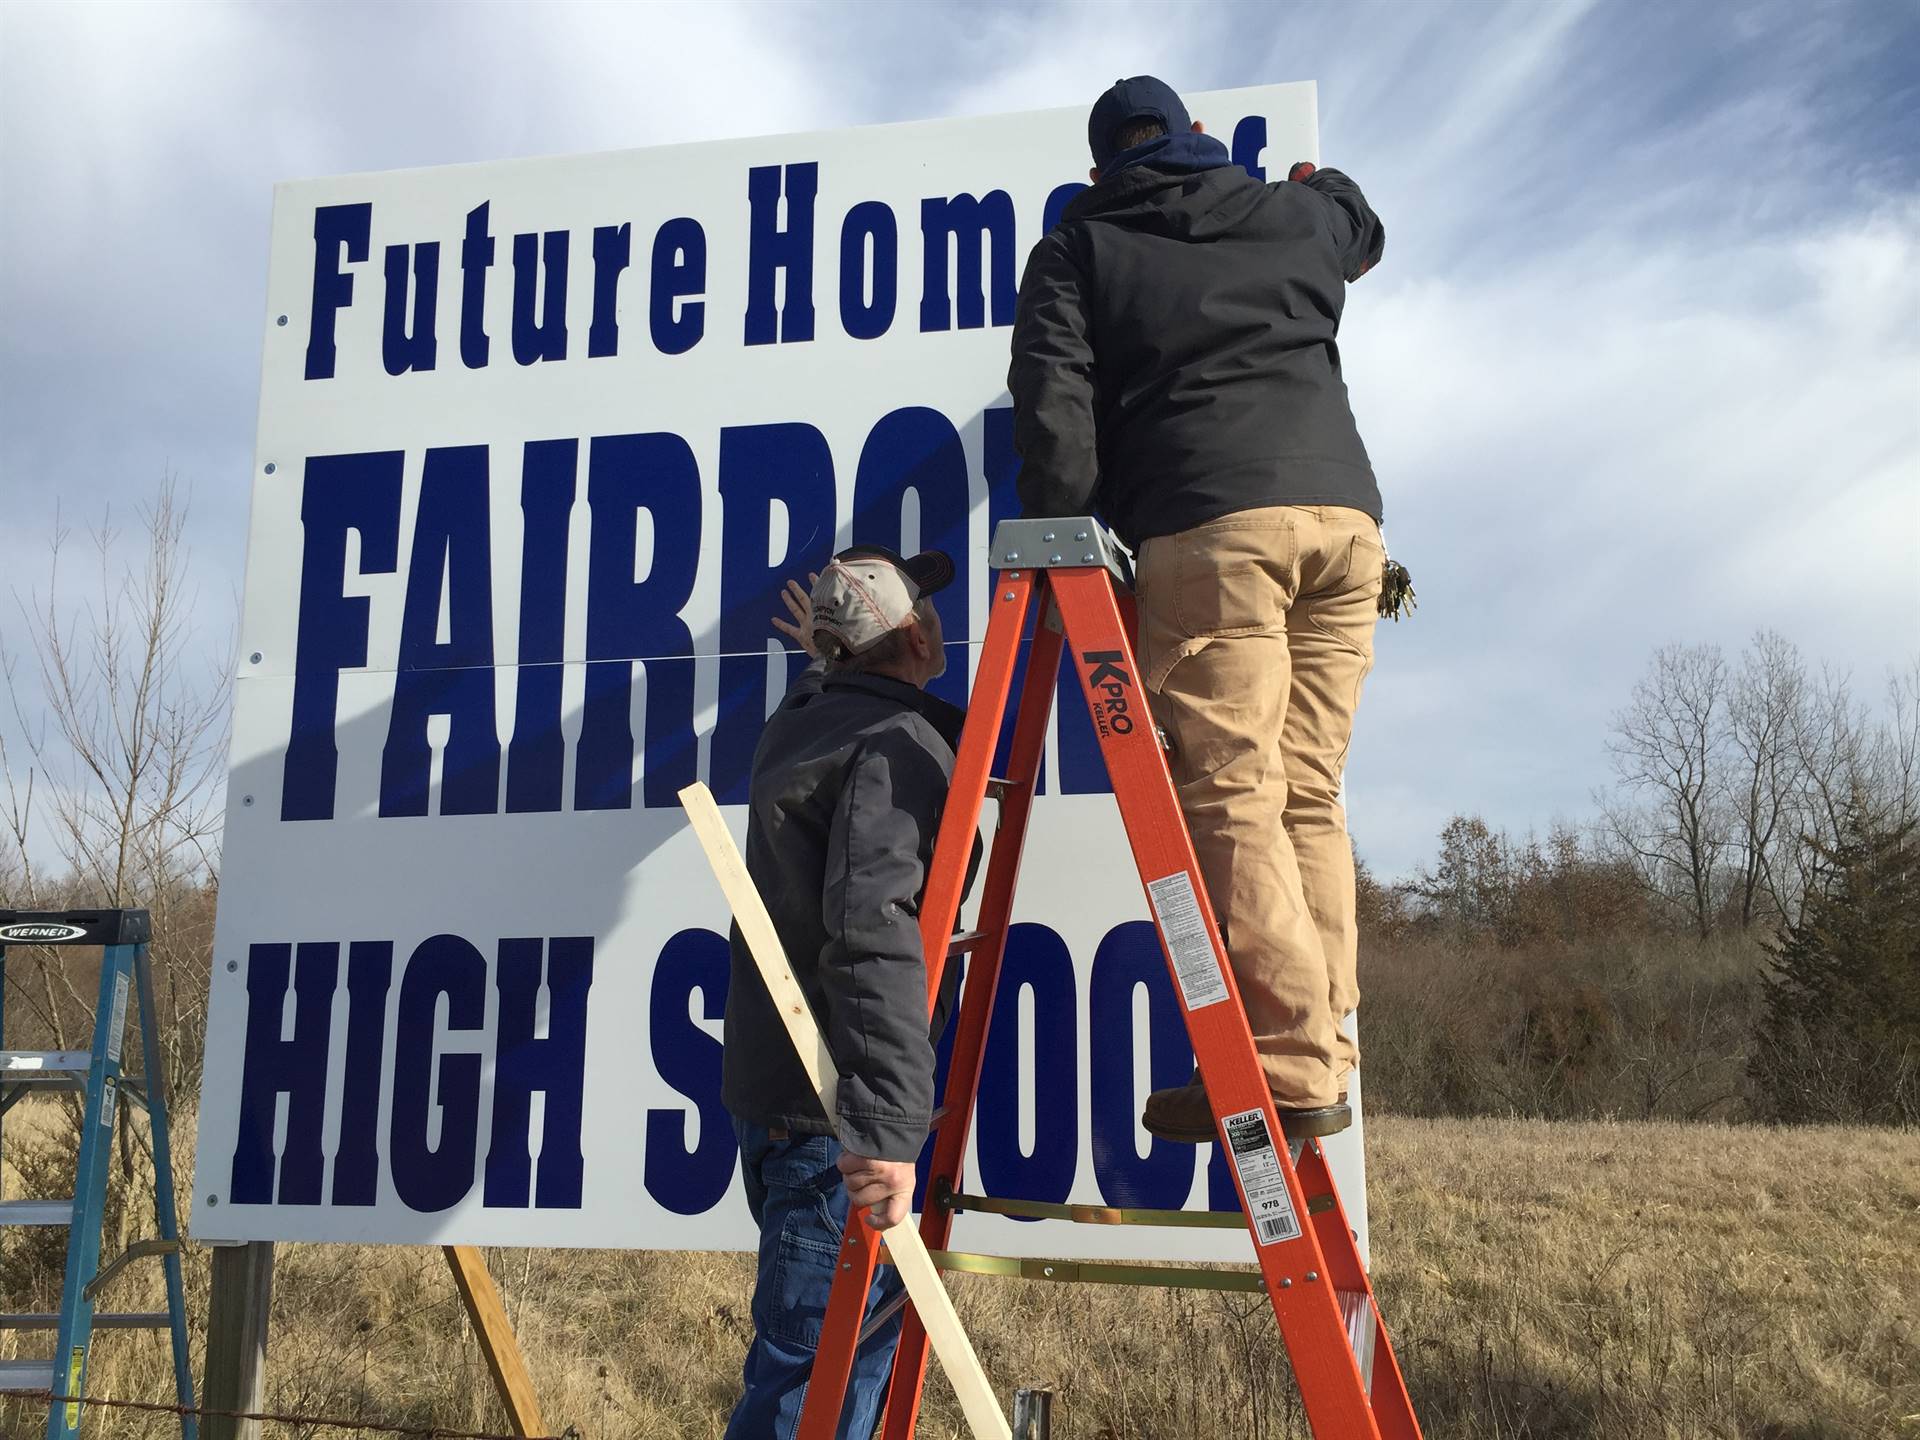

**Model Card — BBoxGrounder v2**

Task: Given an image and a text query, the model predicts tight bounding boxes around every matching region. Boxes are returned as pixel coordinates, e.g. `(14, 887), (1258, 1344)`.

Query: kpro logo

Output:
(0, 923), (87, 943)
(1081, 649), (1137, 739)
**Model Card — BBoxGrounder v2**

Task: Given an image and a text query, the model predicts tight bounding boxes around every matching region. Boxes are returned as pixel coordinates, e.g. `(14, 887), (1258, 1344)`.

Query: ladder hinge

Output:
(83, 1237), (181, 1301)
(988, 517), (1128, 584)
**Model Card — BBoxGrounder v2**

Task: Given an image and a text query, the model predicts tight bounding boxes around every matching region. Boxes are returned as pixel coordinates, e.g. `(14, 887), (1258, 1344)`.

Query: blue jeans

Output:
(726, 1118), (906, 1439)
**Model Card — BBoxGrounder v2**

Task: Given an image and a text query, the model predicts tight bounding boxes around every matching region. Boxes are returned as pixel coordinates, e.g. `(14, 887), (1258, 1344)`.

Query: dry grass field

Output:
(2, 1115), (1914, 1439)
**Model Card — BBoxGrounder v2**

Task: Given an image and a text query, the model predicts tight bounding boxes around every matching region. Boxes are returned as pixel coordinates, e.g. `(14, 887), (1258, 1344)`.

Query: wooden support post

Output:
(444, 1245), (548, 1437)
(201, 1241), (274, 1440)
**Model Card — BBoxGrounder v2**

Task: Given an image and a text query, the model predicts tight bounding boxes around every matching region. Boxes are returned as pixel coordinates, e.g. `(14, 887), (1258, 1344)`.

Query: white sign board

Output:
(193, 81), (1371, 1264)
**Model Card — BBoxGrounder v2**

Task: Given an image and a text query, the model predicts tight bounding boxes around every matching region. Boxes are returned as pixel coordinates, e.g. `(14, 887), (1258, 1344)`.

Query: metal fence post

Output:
(1012, 1387), (1052, 1439)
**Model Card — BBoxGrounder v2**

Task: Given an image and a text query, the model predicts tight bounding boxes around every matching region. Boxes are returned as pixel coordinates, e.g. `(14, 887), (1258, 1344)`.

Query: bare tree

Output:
(1723, 630), (1804, 927)
(1863, 658), (1920, 831)
(1412, 814), (1508, 936)
(1601, 643), (1731, 937)
(1782, 666), (1868, 912)
(1, 476), (230, 1098)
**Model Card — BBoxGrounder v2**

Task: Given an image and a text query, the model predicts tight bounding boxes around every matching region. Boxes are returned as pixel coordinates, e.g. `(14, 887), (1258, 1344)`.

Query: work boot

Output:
(1141, 1077), (1350, 1144)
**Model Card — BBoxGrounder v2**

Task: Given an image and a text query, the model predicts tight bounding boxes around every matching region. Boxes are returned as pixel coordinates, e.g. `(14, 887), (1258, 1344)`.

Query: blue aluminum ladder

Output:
(0, 908), (196, 1439)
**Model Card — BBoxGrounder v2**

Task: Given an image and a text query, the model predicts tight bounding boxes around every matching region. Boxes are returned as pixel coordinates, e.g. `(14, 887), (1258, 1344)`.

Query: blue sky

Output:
(2, 0), (1916, 878)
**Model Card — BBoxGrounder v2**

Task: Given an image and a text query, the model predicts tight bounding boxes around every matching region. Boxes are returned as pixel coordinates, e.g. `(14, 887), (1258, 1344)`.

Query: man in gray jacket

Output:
(721, 544), (959, 1440)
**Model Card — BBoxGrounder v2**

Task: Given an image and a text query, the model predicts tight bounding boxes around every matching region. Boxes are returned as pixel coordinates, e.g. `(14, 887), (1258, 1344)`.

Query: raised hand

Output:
(771, 572), (821, 657)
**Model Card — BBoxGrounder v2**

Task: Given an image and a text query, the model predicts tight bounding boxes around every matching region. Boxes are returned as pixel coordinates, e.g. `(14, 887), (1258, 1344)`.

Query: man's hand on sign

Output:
(772, 573), (822, 658)
(837, 1150), (916, 1230)
(1287, 160), (1379, 279)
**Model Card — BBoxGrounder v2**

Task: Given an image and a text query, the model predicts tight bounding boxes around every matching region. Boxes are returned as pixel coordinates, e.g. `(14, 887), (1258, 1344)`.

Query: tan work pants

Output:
(1136, 504), (1384, 1108)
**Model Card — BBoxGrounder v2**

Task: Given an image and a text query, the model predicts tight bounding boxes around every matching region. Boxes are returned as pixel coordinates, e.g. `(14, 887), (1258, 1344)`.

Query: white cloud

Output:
(1344, 193), (1919, 872)
(2, 0), (1915, 879)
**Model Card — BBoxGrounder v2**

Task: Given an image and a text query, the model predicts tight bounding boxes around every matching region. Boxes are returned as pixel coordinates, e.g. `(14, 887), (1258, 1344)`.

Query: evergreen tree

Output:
(1750, 807), (1920, 1124)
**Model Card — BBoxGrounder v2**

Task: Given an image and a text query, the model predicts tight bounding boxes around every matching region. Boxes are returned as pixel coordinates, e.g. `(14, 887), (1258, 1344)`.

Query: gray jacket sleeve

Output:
(1008, 229), (1100, 517)
(818, 728), (946, 1161)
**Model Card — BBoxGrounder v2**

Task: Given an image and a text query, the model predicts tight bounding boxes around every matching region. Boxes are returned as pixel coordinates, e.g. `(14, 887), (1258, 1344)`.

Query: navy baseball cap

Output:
(1088, 75), (1191, 170)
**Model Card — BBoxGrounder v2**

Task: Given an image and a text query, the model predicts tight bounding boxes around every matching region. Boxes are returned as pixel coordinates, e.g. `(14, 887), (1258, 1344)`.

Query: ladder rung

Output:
(946, 930), (995, 956)
(921, 1250), (1267, 1293)
(0, 1311), (172, 1330)
(0, 1198), (74, 1227)
(983, 776), (1023, 801)
(1, 1075), (88, 1100)
(0, 1358), (55, 1390)
(0, 1050), (92, 1075)
(938, 1187), (1246, 1229)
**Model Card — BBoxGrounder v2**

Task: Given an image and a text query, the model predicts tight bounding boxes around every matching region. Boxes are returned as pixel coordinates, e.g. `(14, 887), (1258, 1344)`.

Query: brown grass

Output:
(3, 1115), (1914, 1439)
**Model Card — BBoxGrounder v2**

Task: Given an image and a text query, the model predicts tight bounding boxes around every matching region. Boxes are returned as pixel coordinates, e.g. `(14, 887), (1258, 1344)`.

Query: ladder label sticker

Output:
(1146, 871), (1230, 1011)
(66, 1347), (83, 1426)
(100, 1076), (117, 1132)
(1221, 1107), (1302, 1246)
(106, 972), (130, 1063)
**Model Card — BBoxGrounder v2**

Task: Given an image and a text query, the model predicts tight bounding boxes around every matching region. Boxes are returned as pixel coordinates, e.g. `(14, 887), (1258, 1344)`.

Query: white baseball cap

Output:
(810, 545), (954, 654)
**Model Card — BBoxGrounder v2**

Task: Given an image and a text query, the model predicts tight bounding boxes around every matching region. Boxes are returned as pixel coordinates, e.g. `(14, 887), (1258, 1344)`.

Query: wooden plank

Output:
(201, 1240), (274, 1440)
(676, 780), (838, 1117)
(879, 1221), (1011, 1440)
(678, 782), (1009, 1440)
(444, 1244), (548, 1438)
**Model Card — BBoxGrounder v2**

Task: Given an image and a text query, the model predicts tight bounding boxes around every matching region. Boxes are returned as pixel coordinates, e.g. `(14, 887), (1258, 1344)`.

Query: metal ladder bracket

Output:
(987, 516), (1127, 579)
(83, 1238), (183, 1302)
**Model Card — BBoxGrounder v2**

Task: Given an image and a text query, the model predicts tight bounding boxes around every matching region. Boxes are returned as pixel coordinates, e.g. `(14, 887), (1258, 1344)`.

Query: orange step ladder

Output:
(798, 517), (1422, 1440)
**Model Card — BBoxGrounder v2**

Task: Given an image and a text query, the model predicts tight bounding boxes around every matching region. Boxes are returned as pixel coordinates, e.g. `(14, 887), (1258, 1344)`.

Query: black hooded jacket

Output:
(1009, 162), (1385, 550)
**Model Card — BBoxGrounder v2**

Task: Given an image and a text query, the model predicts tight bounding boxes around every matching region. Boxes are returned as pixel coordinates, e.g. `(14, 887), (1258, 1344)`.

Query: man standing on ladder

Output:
(1010, 76), (1397, 1143)
(720, 546), (962, 1438)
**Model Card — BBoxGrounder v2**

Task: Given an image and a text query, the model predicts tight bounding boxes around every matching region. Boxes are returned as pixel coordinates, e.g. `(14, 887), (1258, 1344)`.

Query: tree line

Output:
(1355, 633), (1917, 1128)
